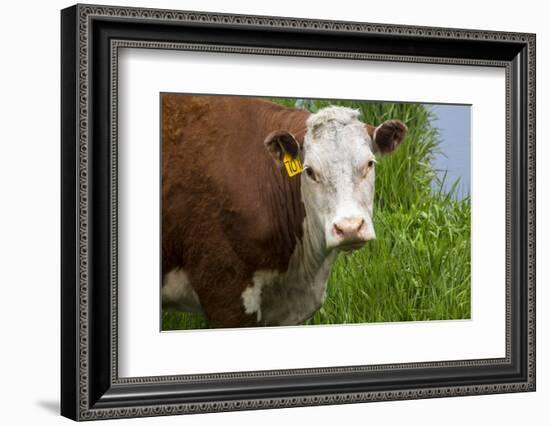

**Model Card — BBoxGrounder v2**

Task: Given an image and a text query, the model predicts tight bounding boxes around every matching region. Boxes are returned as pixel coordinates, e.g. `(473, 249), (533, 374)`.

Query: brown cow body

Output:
(161, 95), (407, 327)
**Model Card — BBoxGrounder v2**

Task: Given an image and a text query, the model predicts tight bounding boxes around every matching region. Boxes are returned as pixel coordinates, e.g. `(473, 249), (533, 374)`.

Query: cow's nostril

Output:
(357, 218), (365, 232)
(333, 223), (344, 237)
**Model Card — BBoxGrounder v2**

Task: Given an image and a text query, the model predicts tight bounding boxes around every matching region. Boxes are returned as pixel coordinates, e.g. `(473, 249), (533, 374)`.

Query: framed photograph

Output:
(61, 3), (536, 421)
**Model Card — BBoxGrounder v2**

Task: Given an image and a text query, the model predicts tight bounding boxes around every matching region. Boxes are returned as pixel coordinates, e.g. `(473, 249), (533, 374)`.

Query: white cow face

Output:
(301, 107), (406, 252)
(263, 106), (407, 253)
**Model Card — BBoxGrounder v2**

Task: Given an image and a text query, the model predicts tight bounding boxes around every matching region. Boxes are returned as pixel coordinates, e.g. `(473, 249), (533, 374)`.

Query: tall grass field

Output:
(162, 98), (471, 331)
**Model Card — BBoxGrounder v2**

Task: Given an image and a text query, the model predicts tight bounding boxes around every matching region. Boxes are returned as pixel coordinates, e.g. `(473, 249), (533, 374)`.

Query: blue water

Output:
(428, 104), (471, 199)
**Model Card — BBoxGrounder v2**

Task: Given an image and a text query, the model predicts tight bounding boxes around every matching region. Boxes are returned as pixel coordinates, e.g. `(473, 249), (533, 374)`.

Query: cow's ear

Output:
(264, 131), (300, 164)
(365, 120), (408, 154)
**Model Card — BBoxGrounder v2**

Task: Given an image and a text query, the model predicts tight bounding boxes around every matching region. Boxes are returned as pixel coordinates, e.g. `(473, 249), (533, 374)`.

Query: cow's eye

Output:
(362, 159), (376, 178)
(305, 166), (317, 181)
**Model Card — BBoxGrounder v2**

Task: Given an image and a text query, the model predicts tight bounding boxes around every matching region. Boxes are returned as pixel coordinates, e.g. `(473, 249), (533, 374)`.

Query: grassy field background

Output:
(162, 98), (471, 331)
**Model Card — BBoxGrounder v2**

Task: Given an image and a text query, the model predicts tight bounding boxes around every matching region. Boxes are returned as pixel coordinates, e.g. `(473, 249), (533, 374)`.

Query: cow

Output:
(161, 95), (407, 328)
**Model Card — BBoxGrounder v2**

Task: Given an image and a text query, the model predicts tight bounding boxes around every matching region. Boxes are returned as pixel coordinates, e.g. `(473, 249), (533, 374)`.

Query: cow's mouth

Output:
(336, 241), (367, 253)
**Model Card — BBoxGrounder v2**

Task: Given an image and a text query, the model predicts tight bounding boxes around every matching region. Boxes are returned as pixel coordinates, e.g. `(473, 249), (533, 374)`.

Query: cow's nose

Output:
(332, 217), (369, 249)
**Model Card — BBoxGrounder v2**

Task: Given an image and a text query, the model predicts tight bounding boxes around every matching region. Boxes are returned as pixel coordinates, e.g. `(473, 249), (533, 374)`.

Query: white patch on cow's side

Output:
(247, 215), (338, 326)
(162, 268), (202, 313)
(241, 270), (279, 322)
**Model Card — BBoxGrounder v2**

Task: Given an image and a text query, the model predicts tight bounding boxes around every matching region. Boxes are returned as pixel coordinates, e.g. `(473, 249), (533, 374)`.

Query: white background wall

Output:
(0, 0), (546, 424)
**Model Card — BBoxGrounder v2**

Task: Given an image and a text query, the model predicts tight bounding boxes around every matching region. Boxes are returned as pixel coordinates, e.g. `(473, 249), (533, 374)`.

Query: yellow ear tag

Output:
(283, 152), (303, 177)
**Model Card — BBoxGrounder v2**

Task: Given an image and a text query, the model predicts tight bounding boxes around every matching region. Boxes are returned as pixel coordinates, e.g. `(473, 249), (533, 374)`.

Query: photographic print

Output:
(161, 94), (471, 330)
(61, 5), (535, 418)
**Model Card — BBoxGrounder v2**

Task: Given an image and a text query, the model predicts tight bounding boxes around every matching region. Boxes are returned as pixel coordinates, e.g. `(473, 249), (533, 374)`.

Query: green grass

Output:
(162, 98), (470, 330)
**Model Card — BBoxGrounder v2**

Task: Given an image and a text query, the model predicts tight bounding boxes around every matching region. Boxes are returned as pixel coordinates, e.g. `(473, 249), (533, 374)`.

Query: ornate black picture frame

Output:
(61, 3), (536, 421)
